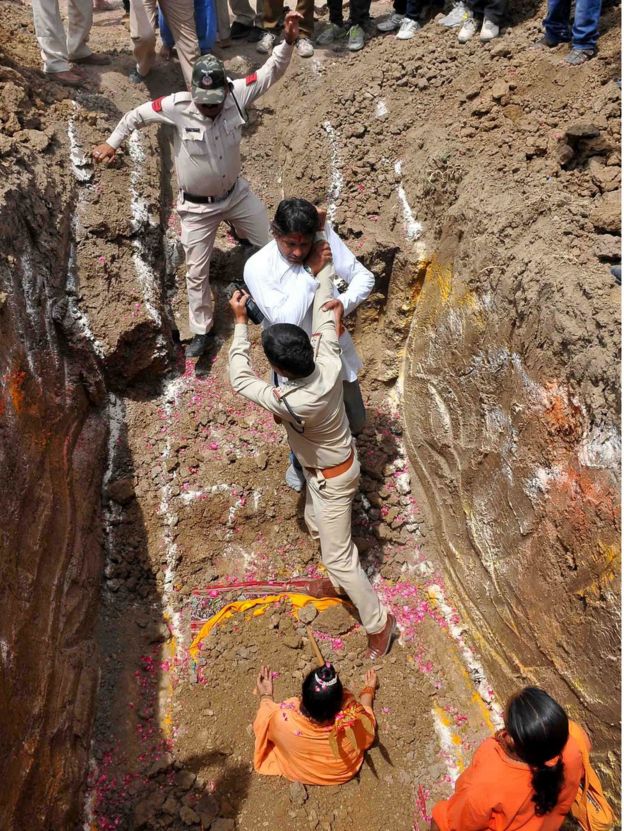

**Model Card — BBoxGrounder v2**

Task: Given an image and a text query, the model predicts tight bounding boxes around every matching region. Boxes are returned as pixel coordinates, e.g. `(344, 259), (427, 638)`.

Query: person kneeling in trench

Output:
(431, 686), (589, 831)
(253, 663), (378, 784)
(227, 259), (396, 659)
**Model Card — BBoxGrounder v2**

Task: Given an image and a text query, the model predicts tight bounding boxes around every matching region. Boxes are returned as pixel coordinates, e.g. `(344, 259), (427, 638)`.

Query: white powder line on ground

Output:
(67, 108), (94, 184)
(66, 109), (106, 358)
(128, 131), (162, 325)
(431, 707), (464, 784)
(322, 121), (344, 223)
(394, 160), (423, 242)
(66, 233), (106, 358)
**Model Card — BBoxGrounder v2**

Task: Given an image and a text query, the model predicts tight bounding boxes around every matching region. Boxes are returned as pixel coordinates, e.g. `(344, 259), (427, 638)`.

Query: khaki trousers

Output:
(230, 0), (262, 25)
(177, 179), (270, 335)
(303, 455), (387, 635)
(32, 0), (93, 73)
(130, 0), (199, 88)
(262, 0), (314, 36)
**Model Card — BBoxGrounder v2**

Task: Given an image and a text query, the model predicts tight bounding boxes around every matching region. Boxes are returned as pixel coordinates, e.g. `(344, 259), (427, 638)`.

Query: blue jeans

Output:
(543, 0), (602, 51)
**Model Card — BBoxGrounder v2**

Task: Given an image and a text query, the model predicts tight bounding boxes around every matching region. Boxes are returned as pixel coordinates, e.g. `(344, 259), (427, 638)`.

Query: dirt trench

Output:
(0, 1), (620, 830)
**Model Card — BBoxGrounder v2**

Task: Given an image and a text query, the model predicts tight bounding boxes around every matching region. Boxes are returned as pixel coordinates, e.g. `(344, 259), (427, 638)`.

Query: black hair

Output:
(261, 324), (314, 378)
(505, 687), (568, 816)
(300, 664), (343, 724)
(272, 198), (318, 237)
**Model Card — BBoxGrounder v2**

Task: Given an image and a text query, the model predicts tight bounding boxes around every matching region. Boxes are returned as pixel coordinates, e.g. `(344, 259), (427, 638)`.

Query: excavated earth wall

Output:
(0, 0), (620, 827)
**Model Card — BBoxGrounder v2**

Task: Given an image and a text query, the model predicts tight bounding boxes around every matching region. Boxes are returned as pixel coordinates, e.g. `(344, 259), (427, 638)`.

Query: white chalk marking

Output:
(431, 707), (464, 784)
(579, 423), (621, 469)
(322, 121), (344, 222)
(394, 160), (423, 241)
(128, 131), (162, 325)
(67, 111), (93, 183)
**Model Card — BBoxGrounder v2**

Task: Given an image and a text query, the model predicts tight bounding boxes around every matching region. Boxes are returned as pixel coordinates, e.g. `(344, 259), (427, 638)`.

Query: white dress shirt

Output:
(243, 224), (374, 382)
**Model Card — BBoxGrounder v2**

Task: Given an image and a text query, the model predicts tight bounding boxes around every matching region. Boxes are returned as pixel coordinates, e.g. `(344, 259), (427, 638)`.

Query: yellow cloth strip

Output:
(189, 594), (348, 659)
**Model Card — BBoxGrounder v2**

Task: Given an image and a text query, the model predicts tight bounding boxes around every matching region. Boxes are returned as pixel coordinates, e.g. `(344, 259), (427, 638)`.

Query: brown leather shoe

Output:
(366, 613), (397, 660)
(74, 52), (111, 65)
(299, 577), (348, 600)
(47, 70), (82, 87)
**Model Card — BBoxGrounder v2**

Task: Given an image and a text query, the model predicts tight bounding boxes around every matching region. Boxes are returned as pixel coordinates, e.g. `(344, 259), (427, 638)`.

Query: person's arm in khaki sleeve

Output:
(306, 239), (342, 356)
(92, 96), (178, 163)
(232, 11), (302, 108)
(228, 291), (301, 421)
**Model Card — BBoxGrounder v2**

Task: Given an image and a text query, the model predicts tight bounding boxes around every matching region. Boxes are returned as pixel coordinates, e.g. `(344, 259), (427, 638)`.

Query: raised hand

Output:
(283, 10), (304, 44)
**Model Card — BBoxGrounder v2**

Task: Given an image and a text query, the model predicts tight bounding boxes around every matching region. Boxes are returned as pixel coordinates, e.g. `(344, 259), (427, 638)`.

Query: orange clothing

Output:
(432, 723), (586, 831)
(253, 691), (376, 785)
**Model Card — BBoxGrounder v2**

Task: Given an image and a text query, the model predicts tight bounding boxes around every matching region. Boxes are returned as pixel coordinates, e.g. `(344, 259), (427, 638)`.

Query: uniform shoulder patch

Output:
(151, 96), (165, 112)
(245, 72), (257, 86)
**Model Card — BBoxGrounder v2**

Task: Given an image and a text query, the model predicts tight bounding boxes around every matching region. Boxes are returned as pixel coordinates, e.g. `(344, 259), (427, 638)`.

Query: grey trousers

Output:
(343, 378), (366, 435)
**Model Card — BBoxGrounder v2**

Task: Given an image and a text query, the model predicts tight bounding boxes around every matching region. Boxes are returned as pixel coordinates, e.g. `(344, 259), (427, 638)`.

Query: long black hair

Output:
(505, 687), (569, 816)
(300, 663), (343, 724)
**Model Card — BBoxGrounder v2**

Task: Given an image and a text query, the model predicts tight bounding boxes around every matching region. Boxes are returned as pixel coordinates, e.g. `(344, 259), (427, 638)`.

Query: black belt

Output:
(182, 181), (237, 204)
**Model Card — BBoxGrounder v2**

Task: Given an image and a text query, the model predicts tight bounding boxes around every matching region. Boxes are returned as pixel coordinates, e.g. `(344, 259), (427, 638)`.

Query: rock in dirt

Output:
(589, 190), (621, 234)
(283, 631), (303, 649)
(175, 769), (197, 790)
(289, 781), (308, 806)
(211, 819), (236, 831)
(195, 793), (219, 824)
(490, 80), (509, 102)
(107, 476), (135, 505)
(298, 605), (318, 624)
(565, 122), (601, 141)
(179, 804), (200, 825)
(315, 605), (355, 636)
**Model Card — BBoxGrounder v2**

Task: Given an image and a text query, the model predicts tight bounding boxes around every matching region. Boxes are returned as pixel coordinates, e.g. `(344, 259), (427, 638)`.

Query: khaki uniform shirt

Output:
(229, 265), (353, 470)
(106, 41), (294, 198)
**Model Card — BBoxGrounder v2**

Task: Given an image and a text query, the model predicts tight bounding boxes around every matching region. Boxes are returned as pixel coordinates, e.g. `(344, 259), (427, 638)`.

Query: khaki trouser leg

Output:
(303, 458), (387, 634)
(67, 0), (94, 60)
(215, 0), (232, 40)
(159, 0), (200, 88)
(262, 0), (283, 30)
(230, 0), (262, 25)
(31, 0), (70, 73)
(130, 0), (157, 78)
(222, 180), (271, 248)
(178, 205), (222, 335)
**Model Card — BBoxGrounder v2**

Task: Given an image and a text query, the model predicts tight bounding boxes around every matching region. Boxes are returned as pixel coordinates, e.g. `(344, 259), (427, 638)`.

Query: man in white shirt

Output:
(244, 198), (374, 490)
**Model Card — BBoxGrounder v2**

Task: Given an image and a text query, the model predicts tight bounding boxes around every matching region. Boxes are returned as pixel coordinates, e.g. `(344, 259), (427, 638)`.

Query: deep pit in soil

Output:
(0, 1), (621, 830)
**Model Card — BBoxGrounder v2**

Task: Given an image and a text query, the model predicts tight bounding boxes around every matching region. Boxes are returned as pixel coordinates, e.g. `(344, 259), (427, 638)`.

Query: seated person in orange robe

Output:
(253, 662), (377, 785)
(432, 687), (587, 831)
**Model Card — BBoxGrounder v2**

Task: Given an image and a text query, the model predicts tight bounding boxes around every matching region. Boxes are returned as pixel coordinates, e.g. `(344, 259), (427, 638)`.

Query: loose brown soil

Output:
(0, 1), (620, 830)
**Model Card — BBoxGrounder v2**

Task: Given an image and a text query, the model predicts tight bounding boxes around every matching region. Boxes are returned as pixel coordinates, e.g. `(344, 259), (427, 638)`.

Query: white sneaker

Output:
(396, 18), (420, 39)
(457, 14), (478, 42)
(480, 18), (499, 41)
(285, 463), (306, 492)
(439, 1), (469, 27)
(377, 12), (404, 32)
(256, 31), (276, 53)
(347, 24), (365, 50)
(296, 36), (314, 56)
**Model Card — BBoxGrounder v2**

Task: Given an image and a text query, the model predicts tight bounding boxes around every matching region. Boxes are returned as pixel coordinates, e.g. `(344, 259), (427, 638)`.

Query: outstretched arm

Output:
(233, 11), (302, 108)
(93, 96), (177, 163)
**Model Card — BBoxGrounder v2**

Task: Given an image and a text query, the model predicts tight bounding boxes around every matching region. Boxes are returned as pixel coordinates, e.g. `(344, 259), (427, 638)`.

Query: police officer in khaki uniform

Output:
(227, 246), (397, 660)
(92, 11), (301, 357)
